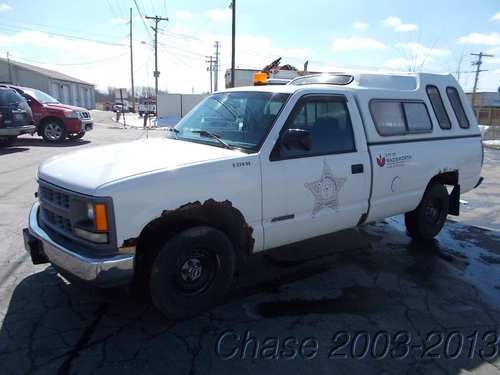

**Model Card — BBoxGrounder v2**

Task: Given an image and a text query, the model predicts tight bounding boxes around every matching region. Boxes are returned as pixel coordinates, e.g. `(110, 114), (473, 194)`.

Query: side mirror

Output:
(281, 128), (312, 151)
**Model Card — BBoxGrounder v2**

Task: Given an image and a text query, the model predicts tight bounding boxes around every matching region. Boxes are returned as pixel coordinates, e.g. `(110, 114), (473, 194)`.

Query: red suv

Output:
(0, 84), (93, 143)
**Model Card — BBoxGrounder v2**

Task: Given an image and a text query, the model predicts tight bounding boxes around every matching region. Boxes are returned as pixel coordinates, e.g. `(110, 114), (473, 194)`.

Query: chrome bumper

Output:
(27, 202), (134, 287)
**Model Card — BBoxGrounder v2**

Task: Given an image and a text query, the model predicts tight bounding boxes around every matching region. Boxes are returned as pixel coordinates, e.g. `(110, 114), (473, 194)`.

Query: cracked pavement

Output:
(0, 111), (499, 374)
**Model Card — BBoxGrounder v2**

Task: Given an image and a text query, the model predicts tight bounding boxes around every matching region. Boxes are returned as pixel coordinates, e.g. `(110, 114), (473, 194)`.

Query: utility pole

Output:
(471, 52), (494, 93)
(214, 41), (220, 91)
(145, 15), (169, 117)
(229, 0), (236, 88)
(129, 8), (135, 113)
(206, 56), (215, 93)
(6, 51), (12, 83)
(456, 52), (464, 85)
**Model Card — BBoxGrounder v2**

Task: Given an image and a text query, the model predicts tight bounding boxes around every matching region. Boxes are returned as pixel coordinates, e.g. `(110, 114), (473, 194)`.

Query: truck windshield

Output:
(23, 88), (59, 104)
(168, 92), (289, 151)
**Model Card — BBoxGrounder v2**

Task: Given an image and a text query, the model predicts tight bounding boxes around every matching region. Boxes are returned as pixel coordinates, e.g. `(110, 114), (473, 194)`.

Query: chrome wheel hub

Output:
(180, 257), (203, 282)
(45, 123), (62, 140)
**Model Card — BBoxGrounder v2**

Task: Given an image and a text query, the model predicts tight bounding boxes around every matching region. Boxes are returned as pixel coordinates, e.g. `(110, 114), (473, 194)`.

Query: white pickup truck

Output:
(24, 72), (483, 319)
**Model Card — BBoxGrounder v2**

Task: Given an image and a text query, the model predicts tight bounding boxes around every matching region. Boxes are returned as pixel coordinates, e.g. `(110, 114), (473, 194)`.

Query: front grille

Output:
(39, 186), (70, 209)
(42, 208), (72, 233)
(80, 111), (91, 119)
(39, 183), (73, 237)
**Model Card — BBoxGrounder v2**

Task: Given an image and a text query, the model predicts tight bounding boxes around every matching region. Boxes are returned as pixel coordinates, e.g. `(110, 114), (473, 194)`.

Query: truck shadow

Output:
(0, 146), (29, 155)
(0, 221), (499, 374)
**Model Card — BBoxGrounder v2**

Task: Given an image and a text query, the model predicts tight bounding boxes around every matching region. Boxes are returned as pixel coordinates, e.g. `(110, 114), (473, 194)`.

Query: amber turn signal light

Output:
(94, 203), (109, 232)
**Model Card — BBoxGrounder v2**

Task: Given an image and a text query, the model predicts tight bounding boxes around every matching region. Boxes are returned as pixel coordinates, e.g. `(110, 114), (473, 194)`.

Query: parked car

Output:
(24, 72), (483, 319)
(112, 101), (134, 113)
(0, 87), (35, 147)
(138, 99), (156, 116)
(0, 84), (93, 143)
(112, 103), (124, 113)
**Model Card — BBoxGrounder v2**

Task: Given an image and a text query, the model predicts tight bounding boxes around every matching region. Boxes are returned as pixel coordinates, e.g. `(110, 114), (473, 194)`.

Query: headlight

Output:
(74, 202), (110, 243)
(65, 111), (80, 119)
(86, 203), (95, 220)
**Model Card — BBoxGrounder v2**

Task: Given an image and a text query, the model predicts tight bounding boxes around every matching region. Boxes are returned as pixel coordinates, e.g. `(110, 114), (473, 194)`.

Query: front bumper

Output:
(65, 119), (93, 133)
(0, 125), (36, 137)
(25, 202), (134, 287)
(82, 120), (93, 132)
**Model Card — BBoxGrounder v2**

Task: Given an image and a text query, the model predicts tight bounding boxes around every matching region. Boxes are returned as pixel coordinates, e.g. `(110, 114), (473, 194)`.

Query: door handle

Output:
(351, 164), (364, 174)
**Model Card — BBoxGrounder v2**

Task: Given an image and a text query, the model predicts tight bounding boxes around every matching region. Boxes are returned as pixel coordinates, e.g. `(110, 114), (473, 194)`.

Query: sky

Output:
(0, 0), (499, 94)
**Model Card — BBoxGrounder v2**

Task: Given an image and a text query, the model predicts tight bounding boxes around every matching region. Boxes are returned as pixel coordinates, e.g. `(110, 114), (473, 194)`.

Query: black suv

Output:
(0, 87), (35, 147)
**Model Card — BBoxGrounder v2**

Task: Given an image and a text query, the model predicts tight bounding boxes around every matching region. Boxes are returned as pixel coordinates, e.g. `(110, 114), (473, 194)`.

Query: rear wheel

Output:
(405, 182), (449, 240)
(67, 131), (85, 140)
(41, 120), (66, 143)
(150, 226), (235, 320)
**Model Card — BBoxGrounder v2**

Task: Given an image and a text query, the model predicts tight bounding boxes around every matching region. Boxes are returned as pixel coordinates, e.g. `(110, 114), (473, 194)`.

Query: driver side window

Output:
(274, 95), (356, 160)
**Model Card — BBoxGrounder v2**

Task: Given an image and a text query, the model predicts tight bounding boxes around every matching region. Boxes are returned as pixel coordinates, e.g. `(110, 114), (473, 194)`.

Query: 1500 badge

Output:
(233, 161), (251, 168)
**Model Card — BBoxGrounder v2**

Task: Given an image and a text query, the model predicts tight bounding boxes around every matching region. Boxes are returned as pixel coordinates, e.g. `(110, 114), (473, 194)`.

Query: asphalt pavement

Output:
(0, 111), (498, 374)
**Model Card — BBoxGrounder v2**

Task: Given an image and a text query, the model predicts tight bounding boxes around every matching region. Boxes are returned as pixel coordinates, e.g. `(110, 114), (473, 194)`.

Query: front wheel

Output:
(150, 226), (235, 320)
(405, 182), (449, 240)
(41, 121), (66, 143)
(67, 131), (85, 140)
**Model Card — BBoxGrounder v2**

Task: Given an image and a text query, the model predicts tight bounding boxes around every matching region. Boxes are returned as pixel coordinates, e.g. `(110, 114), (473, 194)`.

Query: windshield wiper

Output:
(167, 127), (179, 139)
(190, 130), (234, 150)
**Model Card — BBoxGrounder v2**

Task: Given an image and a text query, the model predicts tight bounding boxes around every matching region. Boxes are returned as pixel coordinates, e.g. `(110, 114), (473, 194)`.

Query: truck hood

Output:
(38, 138), (245, 195)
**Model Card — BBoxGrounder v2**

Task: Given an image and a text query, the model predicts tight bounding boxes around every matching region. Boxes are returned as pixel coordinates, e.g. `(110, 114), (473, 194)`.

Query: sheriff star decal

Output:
(305, 160), (347, 217)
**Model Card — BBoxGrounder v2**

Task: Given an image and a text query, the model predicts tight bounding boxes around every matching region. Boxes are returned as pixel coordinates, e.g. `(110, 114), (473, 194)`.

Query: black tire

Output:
(150, 226), (235, 320)
(0, 136), (16, 147)
(67, 131), (85, 140)
(41, 120), (66, 143)
(405, 182), (449, 240)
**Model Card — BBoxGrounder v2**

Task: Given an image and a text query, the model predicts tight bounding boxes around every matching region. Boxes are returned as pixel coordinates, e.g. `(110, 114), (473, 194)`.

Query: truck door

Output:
(261, 93), (371, 250)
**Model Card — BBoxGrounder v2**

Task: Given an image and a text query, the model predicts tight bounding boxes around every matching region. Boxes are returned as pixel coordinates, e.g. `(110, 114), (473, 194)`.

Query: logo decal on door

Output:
(305, 159), (347, 217)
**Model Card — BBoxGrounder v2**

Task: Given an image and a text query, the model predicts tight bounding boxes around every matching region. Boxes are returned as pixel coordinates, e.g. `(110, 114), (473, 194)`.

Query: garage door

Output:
(49, 82), (60, 101)
(61, 84), (70, 104)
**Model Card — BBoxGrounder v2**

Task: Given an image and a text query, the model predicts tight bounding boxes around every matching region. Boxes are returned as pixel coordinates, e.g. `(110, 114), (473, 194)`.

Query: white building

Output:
(0, 57), (95, 109)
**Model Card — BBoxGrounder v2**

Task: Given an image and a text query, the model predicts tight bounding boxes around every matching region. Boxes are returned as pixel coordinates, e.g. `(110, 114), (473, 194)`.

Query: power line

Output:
(114, 0), (130, 18)
(0, 23), (127, 47)
(132, 0), (154, 41)
(1, 19), (126, 40)
(148, 0), (158, 16)
(157, 40), (206, 58)
(106, 0), (122, 19)
(11, 52), (128, 66)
